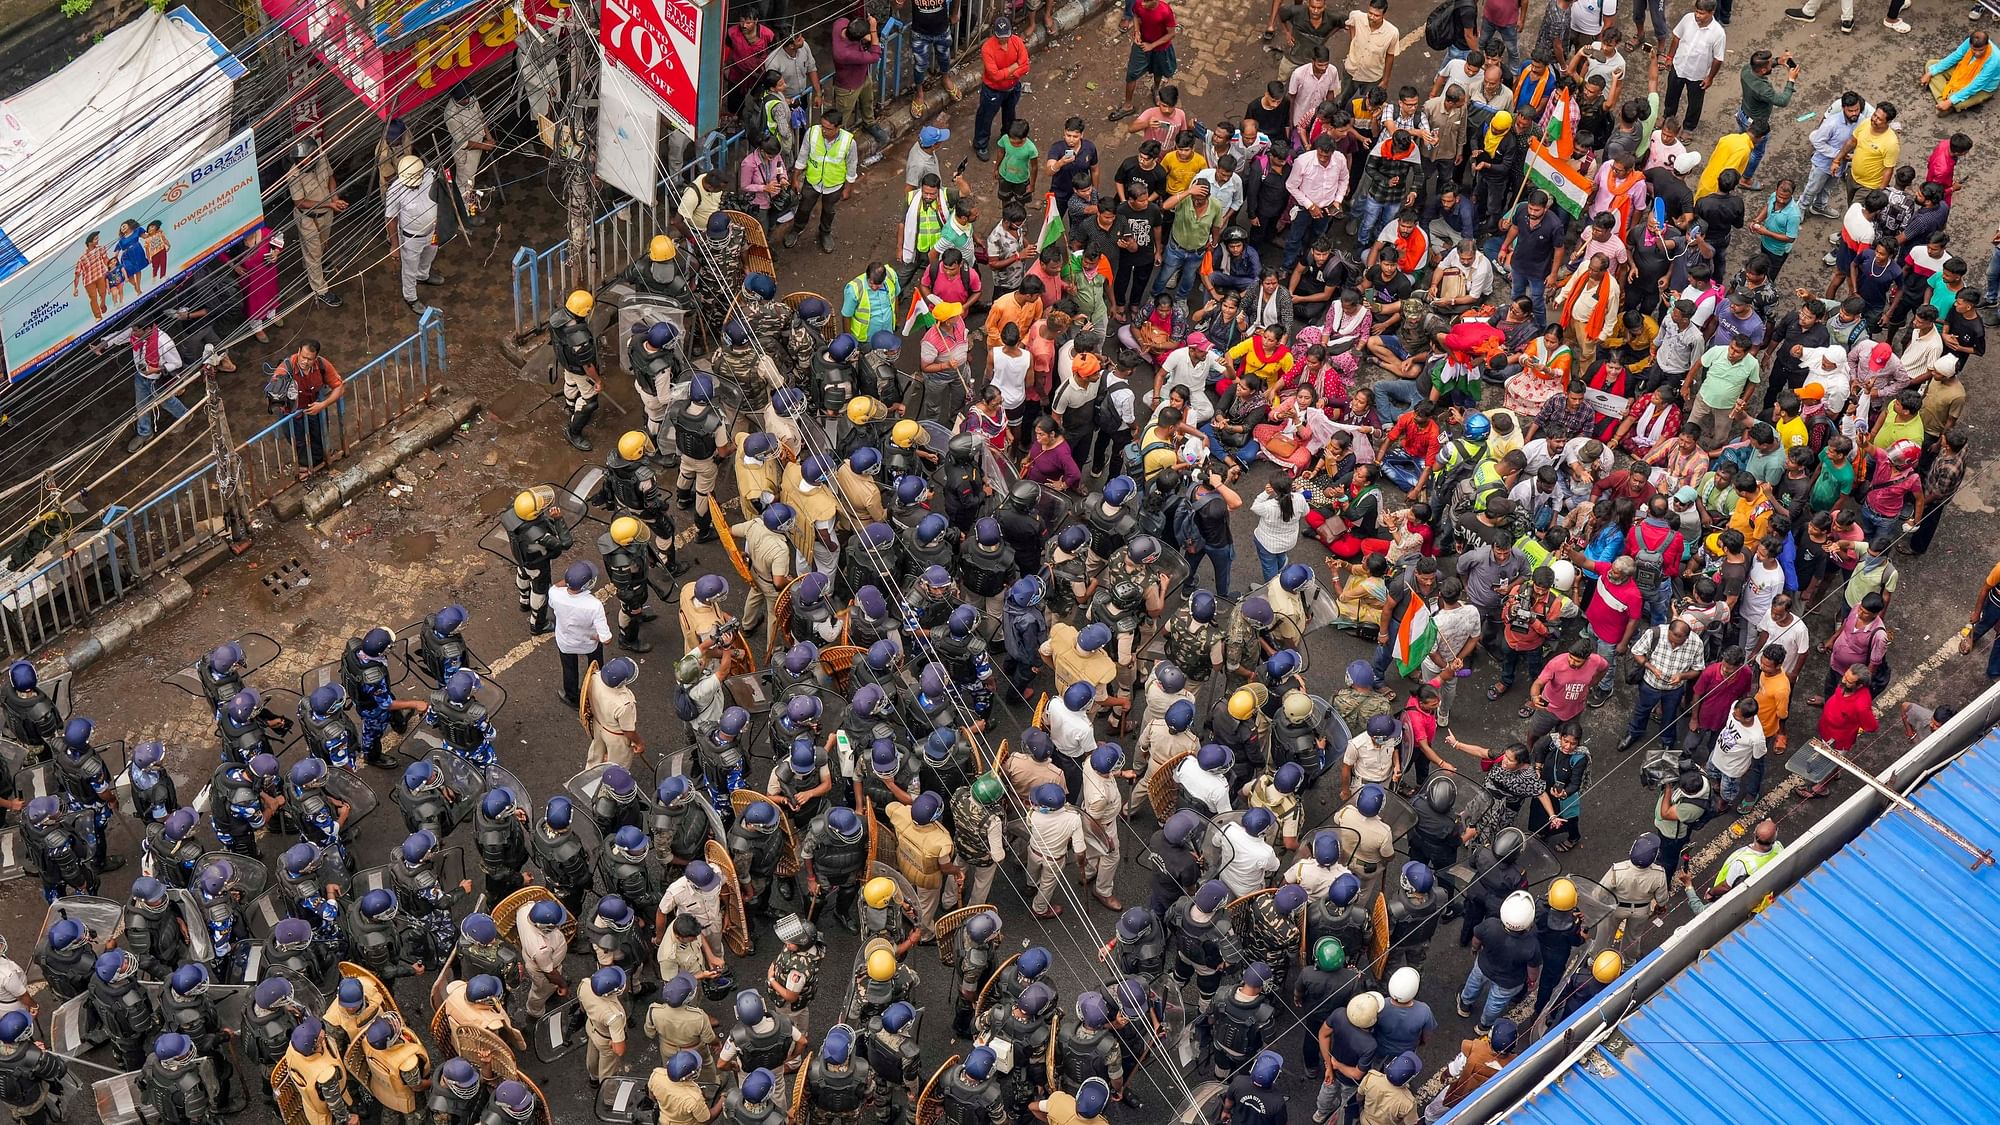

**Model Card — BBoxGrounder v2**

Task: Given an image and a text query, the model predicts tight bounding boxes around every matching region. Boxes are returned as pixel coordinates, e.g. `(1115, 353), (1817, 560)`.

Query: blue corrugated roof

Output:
(1508, 735), (2000, 1125)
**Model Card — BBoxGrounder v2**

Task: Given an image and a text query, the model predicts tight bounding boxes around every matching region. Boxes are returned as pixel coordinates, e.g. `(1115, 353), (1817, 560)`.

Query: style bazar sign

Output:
(261, 0), (568, 118)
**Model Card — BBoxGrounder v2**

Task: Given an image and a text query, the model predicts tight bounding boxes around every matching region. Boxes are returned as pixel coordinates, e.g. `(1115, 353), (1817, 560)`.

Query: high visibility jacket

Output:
(803, 128), (853, 192)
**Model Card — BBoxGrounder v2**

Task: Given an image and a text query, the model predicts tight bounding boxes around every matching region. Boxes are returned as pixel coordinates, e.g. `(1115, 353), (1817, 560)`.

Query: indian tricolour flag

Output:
(1525, 139), (1591, 219)
(1541, 89), (1576, 161)
(900, 287), (936, 336)
(1391, 594), (1438, 678)
(1037, 192), (1066, 254)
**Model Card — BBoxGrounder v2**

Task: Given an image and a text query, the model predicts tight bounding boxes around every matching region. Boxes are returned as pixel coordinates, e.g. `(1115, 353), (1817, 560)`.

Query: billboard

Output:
(261, 0), (567, 119)
(600, 0), (707, 137)
(0, 129), (264, 382)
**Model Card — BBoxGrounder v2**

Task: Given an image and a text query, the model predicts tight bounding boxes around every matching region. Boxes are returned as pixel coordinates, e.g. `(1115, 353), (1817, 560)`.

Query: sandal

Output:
(1554, 839), (1580, 853)
(1516, 704), (1534, 719)
(1107, 106), (1137, 122)
(1485, 683), (1509, 701)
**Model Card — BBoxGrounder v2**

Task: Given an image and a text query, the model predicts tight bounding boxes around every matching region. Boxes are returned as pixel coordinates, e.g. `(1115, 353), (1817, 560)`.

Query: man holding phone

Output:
(1735, 49), (1798, 188)
(1185, 469), (1242, 598)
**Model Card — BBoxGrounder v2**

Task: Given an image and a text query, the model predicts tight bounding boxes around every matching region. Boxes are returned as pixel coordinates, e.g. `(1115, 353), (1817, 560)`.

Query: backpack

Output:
(1633, 524), (1670, 592)
(1175, 491), (1218, 551)
(1423, 0), (1464, 51)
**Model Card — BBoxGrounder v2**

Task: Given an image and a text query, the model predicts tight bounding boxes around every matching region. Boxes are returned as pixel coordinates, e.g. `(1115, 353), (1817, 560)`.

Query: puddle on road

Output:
(390, 530), (439, 562)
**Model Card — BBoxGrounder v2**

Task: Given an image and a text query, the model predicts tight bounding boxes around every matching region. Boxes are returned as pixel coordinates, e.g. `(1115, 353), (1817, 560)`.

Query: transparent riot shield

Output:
(38, 896), (124, 953)
(48, 994), (91, 1055)
(478, 480), (596, 569)
(169, 889), (213, 964)
(596, 1074), (653, 1123)
(93, 1071), (147, 1125)
(0, 826), (26, 882)
(198, 851), (269, 899)
(160, 633), (284, 699)
(531, 997), (586, 1062)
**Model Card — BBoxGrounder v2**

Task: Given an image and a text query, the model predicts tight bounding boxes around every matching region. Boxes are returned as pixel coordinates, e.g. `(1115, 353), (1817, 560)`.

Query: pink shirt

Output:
(1533, 655), (1608, 721)
(1583, 560), (1643, 644)
(1925, 139), (1958, 204)
(1287, 64), (1343, 135)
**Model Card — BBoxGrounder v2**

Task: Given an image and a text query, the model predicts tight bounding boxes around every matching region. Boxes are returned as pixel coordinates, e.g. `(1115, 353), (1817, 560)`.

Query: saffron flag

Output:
(1391, 593), (1438, 678)
(1525, 139), (1591, 219)
(1036, 192), (1066, 254)
(1542, 89), (1575, 161)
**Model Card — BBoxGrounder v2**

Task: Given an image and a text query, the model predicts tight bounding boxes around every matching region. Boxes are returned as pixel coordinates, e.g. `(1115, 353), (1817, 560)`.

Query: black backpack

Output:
(1424, 0), (1463, 50)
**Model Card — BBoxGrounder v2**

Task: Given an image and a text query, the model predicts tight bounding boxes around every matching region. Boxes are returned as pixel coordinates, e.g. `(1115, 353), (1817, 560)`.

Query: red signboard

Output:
(599, 0), (703, 134)
(261, 0), (568, 119)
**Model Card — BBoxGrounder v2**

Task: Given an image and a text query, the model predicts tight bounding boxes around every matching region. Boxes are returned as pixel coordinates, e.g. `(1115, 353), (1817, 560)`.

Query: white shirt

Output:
(1046, 697), (1096, 759)
(1159, 347), (1224, 423)
(1570, 0), (1615, 36)
(1217, 823), (1280, 896)
(515, 907), (568, 975)
(990, 346), (1031, 409)
(1741, 558), (1784, 628)
(1759, 613), (1812, 678)
(1708, 713), (1764, 778)
(384, 171), (439, 235)
(110, 326), (183, 378)
(1174, 757), (1232, 814)
(1435, 58), (1480, 95)
(1251, 491), (1302, 553)
(550, 585), (611, 654)
(1193, 168), (1244, 217)
(1668, 13), (1726, 83)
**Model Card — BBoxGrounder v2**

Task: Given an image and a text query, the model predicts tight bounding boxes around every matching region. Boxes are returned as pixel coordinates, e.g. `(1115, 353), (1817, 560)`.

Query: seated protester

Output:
(1320, 285), (1373, 386)
(1484, 297), (1542, 383)
(1189, 290), (1250, 357)
(1525, 378), (1597, 446)
(1332, 554), (1393, 629)
(1227, 324), (1295, 395)
(1299, 434), (1363, 532)
(1376, 399), (1443, 492)
(1430, 239), (1495, 315)
(1123, 291), (1192, 366)
(1205, 227), (1262, 298)
(1503, 322), (1574, 418)
(1322, 463), (1390, 559)
(1204, 372), (1272, 474)
(1290, 240), (1356, 323)
(1577, 358), (1635, 443)
(1485, 407), (1526, 461)
(1614, 382), (1685, 462)
(1243, 269), (1296, 338)
(1426, 178), (1481, 247)
(1367, 211), (1433, 281)
(1253, 382), (1336, 472)
(1357, 256), (1416, 363)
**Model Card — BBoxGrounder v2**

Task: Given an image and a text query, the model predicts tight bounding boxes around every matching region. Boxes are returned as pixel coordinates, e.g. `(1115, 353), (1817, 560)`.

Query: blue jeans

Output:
(1200, 424), (1260, 468)
(1642, 583), (1674, 626)
(1372, 642), (1393, 683)
(1207, 272), (1257, 295)
(1631, 0), (1668, 41)
(1154, 242), (1204, 300)
(912, 31), (953, 82)
(1458, 963), (1526, 1029)
(1511, 270), (1549, 325)
(1355, 196), (1401, 249)
(134, 371), (190, 438)
(1970, 597), (2000, 677)
(974, 83), (1020, 153)
(1284, 210), (1334, 270)
(1479, 19), (1520, 69)
(1984, 247), (2000, 306)
(1734, 109), (1770, 183)
(1802, 165), (1840, 213)
(1197, 542), (1235, 599)
(1626, 682), (1686, 747)
(1372, 378), (1423, 426)
(1254, 541), (1288, 582)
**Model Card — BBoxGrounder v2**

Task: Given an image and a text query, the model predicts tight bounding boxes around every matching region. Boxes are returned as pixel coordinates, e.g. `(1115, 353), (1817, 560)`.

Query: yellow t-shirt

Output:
(1774, 415), (1808, 452)
(1695, 133), (1752, 199)
(1847, 123), (1900, 189)
(1162, 150), (1209, 196)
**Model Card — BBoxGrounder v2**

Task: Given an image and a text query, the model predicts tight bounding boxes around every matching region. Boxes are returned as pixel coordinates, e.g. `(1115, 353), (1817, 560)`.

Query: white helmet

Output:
(1500, 890), (1535, 931)
(1345, 991), (1383, 1029)
(1387, 967), (1420, 1003)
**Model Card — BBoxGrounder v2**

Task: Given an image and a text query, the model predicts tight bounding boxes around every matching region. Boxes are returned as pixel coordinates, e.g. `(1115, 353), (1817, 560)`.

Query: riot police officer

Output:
(1051, 992), (1124, 1096)
(268, 918), (335, 987)
(934, 433), (989, 531)
(981, 981), (1054, 1115)
(146, 806), (207, 885)
(1385, 861), (1447, 974)
(415, 603), (474, 685)
(286, 757), (352, 857)
(280, 1020), (356, 1125)
(1166, 880), (1241, 1005)
(723, 1066), (787, 1125)
(581, 896), (650, 977)
(957, 517), (1018, 617)
(721, 989), (807, 1078)
(30, 920), (94, 1001)
(931, 605), (998, 720)
(805, 1024), (875, 1125)
(458, 913), (523, 994)
(727, 797), (788, 916)
(651, 776), (713, 878)
(390, 760), (461, 839)
(603, 430), (691, 568)
(864, 1002), (922, 1125)
(472, 787), (531, 900)
(22, 796), (97, 901)
(192, 861), (250, 982)
(1080, 476), (1140, 576)
(124, 740), (177, 827)
(428, 1058), (488, 1125)
(297, 684), (363, 771)
(416, 670), (496, 771)
(903, 513), (960, 576)
(1105, 907), (1166, 980)
(1, 661), (61, 758)
(810, 343), (857, 445)
(53, 718), (118, 871)
(1044, 525), (1090, 619)
(1202, 962), (1276, 1079)
(161, 964), (239, 1112)
(359, 1015), (432, 1125)
(695, 707), (754, 813)
(1145, 810), (1205, 915)
(802, 806), (868, 930)
(341, 626), (410, 764)
(529, 795), (595, 916)
(601, 516), (669, 654)
(668, 375), (731, 543)
(1222, 1051), (1288, 1125)
(598, 826), (666, 938)
(139, 1033), (215, 1125)
(589, 764), (650, 837)
(345, 889), (424, 982)
(87, 950), (159, 1069)
(552, 290), (603, 451)
(859, 330), (905, 411)
(213, 688), (276, 766)
(394, 830), (467, 966)
(122, 877), (187, 981)
(939, 1047), (1006, 1125)
(628, 321), (684, 442)
(242, 978), (305, 1108)
(624, 235), (694, 303)
(1306, 872), (1375, 973)
(785, 571), (844, 649)
(949, 910), (1003, 1039)
(1241, 883), (1308, 985)
(502, 489), (575, 635)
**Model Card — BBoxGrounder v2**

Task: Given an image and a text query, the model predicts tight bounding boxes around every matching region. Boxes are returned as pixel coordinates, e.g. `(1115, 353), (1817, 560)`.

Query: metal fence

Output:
(0, 312), (449, 661)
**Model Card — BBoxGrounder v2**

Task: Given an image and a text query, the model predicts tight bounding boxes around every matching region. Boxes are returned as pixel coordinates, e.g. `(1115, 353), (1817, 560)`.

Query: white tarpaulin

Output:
(0, 7), (240, 283)
(596, 62), (660, 207)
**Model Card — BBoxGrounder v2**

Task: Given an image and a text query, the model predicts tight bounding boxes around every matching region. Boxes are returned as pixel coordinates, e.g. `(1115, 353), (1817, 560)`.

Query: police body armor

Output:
(396, 786), (455, 841)
(674, 400), (724, 463)
(652, 798), (712, 867)
(881, 444), (926, 485)
(1110, 924), (1167, 979)
(129, 767), (178, 825)
(1207, 991), (1273, 1065)
(302, 707), (362, 770)
(901, 587), (953, 634)
(940, 1077), (1003, 1125)
(1, 691), (60, 754)
(806, 819), (866, 886)
(550, 309), (599, 374)
(161, 991), (222, 1050)
(1469, 854), (1524, 914)
(531, 821), (594, 893)
(600, 539), (651, 596)
(1241, 896), (1298, 973)
(198, 890), (243, 970)
(1162, 616), (1221, 682)
(1385, 891), (1447, 970)
(144, 822), (205, 887)
(124, 898), (187, 977)
(0, 1040), (67, 1111)
(87, 976), (159, 1038)
(55, 748), (112, 810)
(1407, 804), (1462, 871)
(864, 1024), (922, 1088)
(473, 808), (530, 874)
(806, 1056), (871, 1114)
(958, 541), (1014, 599)
(289, 783), (343, 849)
(860, 352), (904, 407)
(630, 259), (693, 303)
(345, 911), (407, 973)
(214, 708), (269, 765)
(597, 853), (661, 913)
(1167, 904), (1240, 973)
(1305, 899), (1374, 965)
(811, 352), (857, 418)
(1045, 551), (1088, 617)
(985, 1007), (1050, 1096)
(25, 816), (93, 888)
(428, 1080), (488, 1125)
(140, 1056), (213, 1125)
(772, 663), (835, 707)
(628, 335), (680, 400)
(243, 1004), (299, 1068)
(900, 530), (957, 577)
(935, 455), (982, 528)
(35, 942), (96, 1000)
(1087, 560), (1149, 634)
(723, 1087), (789, 1125)
(790, 597), (844, 648)
(502, 510), (573, 568)
(1083, 500), (1138, 561)
(427, 692), (492, 757)
(461, 942), (523, 990)
(1054, 1022), (1118, 1088)
(858, 898), (911, 949)
(774, 767), (828, 826)
(728, 1013), (798, 1074)
(391, 863), (457, 965)
(419, 621), (472, 684)
(341, 638), (393, 705)
(727, 818), (784, 882)
(1271, 716), (1323, 773)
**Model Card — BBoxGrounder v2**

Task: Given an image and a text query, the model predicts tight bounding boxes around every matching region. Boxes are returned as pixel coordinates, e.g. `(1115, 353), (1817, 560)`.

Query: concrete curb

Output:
(272, 390), (481, 523)
(36, 573), (196, 680)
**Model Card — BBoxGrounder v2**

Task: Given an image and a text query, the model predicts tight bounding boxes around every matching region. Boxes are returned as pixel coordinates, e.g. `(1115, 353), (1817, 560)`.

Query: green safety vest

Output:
(907, 189), (948, 255)
(804, 128), (853, 192)
(843, 273), (901, 340)
(1715, 841), (1783, 890)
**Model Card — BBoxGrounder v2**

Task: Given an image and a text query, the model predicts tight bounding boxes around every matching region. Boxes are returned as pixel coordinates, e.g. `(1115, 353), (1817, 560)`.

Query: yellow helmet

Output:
(1592, 950), (1623, 984)
(512, 490), (542, 521)
(617, 431), (652, 461)
(649, 235), (678, 262)
(891, 419), (923, 448)
(863, 877), (896, 909)
(846, 396), (880, 426)
(610, 516), (643, 546)
(1281, 691), (1314, 723)
(1547, 878), (1578, 912)
(565, 290), (594, 318)
(1228, 689), (1257, 721)
(866, 949), (898, 982)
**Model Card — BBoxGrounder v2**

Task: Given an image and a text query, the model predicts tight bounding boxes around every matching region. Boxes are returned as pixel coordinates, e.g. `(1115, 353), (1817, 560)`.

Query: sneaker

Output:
(1822, 250), (1839, 266)
(127, 432), (152, 453)
(1840, 17), (1854, 30)
(1455, 999), (1475, 1018)
(1784, 5), (1816, 18)
(1883, 16), (1911, 31)
(317, 292), (344, 308)
(419, 272), (447, 286)
(1474, 1024), (1493, 1037)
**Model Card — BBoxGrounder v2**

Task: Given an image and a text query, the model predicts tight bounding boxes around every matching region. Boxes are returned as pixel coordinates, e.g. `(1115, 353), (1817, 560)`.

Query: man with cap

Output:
(1078, 745), (1128, 908)
(1458, 890), (1539, 1035)
(580, 966), (630, 1089)
(1336, 785), (1398, 905)
(1340, 714), (1400, 803)
(1042, 620), (1122, 705)
(1356, 1051), (1423, 1125)
(789, 108), (858, 254)
(734, 502), (799, 653)
(1593, 833), (1669, 955)
(516, 898), (570, 1019)
(1025, 782), (1086, 918)
(383, 153), (444, 316)
(1203, 963), (1277, 1079)
(1035, 1074), (1113, 1125)
(653, 1050), (721, 1125)
(280, 1019), (355, 1125)
(550, 563), (610, 707)
(1217, 808), (1281, 897)
(885, 791), (960, 937)
(583, 656), (643, 769)
(287, 135), (346, 308)
(374, 117), (414, 195)
(974, 18), (1031, 160)
(1312, 991), (1381, 1125)
(646, 974), (719, 1082)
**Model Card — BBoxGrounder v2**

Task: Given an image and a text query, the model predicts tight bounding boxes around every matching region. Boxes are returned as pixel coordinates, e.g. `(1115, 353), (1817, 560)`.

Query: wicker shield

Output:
(271, 1060), (307, 1125)
(1030, 693), (1047, 730)
(728, 210), (775, 279)
(865, 799), (880, 866)
(933, 906), (990, 969)
(768, 586), (795, 663)
(336, 961), (403, 1023)
(429, 1006), (454, 1058)
(730, 790), (800, 876)
(713, 496), (755, 583)
(429, 946), (459, 1011)
(1370, 892), (1391, 980)
(494, 884), (577, 943)
(579, 660), (600, 734)
(976, 737), (1008, 775)
(821, 644), (864, 690)
(1148, 751), (1194, 820)
(915, 1055), (960, 1125)
(707, 839), (753, 956)
(1044, 1011), (1061, 1090)
(976, 952), (1020, 1013)
(455, 1022), (522, 1079)
(1227, 887), (1278, 938)
(787, 1055), (811, 1124)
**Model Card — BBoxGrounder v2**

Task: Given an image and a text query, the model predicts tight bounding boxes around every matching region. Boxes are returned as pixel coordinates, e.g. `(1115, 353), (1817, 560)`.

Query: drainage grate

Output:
(261, 557), (313, 603)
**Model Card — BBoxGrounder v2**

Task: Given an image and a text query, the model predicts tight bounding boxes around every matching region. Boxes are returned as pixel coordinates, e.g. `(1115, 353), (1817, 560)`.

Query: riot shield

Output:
(169, 889), (213, 965)
(394, 620), (493, 693)
(730, 790), (799, 877)
(336, 961), (405, 1023)
(1514, 833), (1562, 887)
(160, 633), (284, 698)
(0, 826), (26, 882)
(1544, 874), (1616, 933)
(48, 994), (90, 1056)
(1161, 976), (1198, 1068)
(0, 739), (57, 803)
(1377, 787), (1418, 843)
(483, 763), (533, 815)
(709, 840), (752, 957)
(933, 905), (989, 969)
(722, 669), (778, 715)
(1146, 751), (1193, 820)
(530, 997), (585, 1062)
(596, 1074), (654, 1123)
(198, 850), (269, 899)
(38, 896), (123, 953)
(93, 1071), (147, 1125)
(1174, 1080), (1229, 1125)
(788, 1057), (812, 1124)
(712, 495), (754, 584)
(820, 645), (866, 691)
(615, 287), (690, 355)
(914, 1055), (959, 1125)
(1192, 813), (1239, 884)
(478, 480), (595, 568)
(456, 1021), (526, 1081)
(324, 765), (380, 833)
(1226, 887), (1277, 944)
(976, 953), (1019, 1013)
(272, 1057), (308, 1125)
(870, 860), (918, 913)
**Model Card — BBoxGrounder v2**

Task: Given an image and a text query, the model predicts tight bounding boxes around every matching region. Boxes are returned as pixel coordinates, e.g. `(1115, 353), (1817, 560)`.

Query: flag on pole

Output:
(1541, 89), (1575, 161)
(1390, 592), (1438, 678)
(1525, 139), (1591, 219)
(1036, 192), (1066, 254)
(899, 286), (936, 336)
